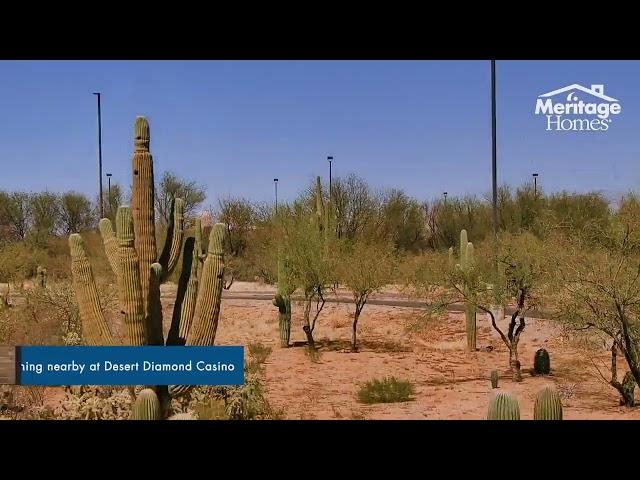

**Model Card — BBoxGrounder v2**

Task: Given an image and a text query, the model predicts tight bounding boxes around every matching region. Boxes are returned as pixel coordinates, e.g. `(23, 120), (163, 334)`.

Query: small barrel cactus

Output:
(487, 392), (520, 420)
(168, 412), (196, 420)
(534, 348), (551, 375)
(490, 370), (499, 389)
(131, 389), (162, 420)
(533, 386), (563, 420)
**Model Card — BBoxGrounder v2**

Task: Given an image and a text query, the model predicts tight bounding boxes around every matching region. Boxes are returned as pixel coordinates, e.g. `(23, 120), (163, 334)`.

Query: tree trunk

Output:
(302, 299), (315, 351)
(509, 347), (522, 382)
(620, 372), (636, 407)
(351, 308), (360, 352)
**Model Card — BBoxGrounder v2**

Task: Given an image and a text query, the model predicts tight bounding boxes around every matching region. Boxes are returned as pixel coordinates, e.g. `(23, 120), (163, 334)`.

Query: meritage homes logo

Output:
(534, 84), (622, 131)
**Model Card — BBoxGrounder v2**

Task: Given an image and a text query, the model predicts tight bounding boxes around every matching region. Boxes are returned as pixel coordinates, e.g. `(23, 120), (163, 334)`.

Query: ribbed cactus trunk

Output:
(533, 387), (563, 420)
(458, 230), (477, 351)
(273, 246), (292, 348)
(487, 392), (520, 420)
(131, 117), (157, 318)
(131, 388), (162, 420)
(185, 224), (226, 346)
(69, 234), (116, 346)
(116, 207), (147, 346)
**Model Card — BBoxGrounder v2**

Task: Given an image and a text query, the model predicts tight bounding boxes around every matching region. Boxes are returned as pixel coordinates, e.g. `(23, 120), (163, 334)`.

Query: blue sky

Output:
(1, 60), (639, 206)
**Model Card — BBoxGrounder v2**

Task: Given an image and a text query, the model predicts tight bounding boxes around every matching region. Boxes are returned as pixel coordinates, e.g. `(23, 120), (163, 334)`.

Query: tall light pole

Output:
(274, 178), (279, 215)
(443, 192), (448, 205)
(106, 173), (112, 216)
(491, 61), (498, 241)
(327, 156), (333, 200)
(532, 173), (539, 198)
(93, 92), (104, 218)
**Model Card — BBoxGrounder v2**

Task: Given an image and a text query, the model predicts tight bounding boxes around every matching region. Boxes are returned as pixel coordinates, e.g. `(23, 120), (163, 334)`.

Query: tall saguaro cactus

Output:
(449, 229), (477, 351)
(68, 116), (227, 414)
(273, 245), (293, 348)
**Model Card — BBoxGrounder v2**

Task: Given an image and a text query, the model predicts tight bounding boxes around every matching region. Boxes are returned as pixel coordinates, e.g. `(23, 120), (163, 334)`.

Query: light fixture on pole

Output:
(443, 191), (448, 205)
(532, 173), (539, 198)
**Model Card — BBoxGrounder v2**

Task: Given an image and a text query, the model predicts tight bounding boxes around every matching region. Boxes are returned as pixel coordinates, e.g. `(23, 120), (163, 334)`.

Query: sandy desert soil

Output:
(163, 283), (640, 420)
(30, 282), (640, 419)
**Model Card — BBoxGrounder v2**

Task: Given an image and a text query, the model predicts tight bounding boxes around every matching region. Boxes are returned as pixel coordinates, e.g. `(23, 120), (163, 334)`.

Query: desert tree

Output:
(378, 188), (428, 252)
(284, 178), (337, 352)
(214, 196), (257, 288)
(102, 182), (124, 225)
(29, 192), (61, 244)
(338, 238), (395, 351)
(0, 191), (31, 241)
(60, 191), (96, 234)
(412, 231), (545, 381)
(547, 202), (640, 406)
(155, 171), (206, 225)
(330, 174), (380, 240)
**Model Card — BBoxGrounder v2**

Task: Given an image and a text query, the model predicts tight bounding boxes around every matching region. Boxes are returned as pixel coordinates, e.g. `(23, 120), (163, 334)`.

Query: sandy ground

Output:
(167, 287), (640, 420)
(15, 281), (640, 420)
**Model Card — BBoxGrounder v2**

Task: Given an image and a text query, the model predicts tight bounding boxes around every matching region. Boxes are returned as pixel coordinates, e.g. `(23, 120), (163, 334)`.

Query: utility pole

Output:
(327, 156), (333, 201)
(106, 173), (112, 216)
(274, 178), (279, 215)
(491, 61), (498, 241)
(93, 92), (104, 218)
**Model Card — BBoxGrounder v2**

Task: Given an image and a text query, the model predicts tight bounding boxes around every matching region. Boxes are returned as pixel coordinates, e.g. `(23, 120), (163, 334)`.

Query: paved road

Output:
(3, 288), (550, 319)
(211, 291), (550, 319)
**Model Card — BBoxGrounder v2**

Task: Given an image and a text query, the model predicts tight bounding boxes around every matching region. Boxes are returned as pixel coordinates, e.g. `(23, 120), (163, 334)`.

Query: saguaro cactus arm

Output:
(69, 234), (116, 346)
(116, 206), (147, 346)
(186, 223), (226, 346)
(99, 218), (120, 278)
(146, 263), (164, 346)
(158, 197), (185, 281)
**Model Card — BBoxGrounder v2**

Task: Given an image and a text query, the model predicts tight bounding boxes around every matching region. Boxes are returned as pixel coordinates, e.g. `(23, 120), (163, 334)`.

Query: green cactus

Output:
(131, 388), (162, 420)
(273, 246), (293, 348)
(487, 392), (520, 420)
(490, 370), (499, 389)
(68, 116), (227, 418)
(533, 386), (563, 420)
(534, 348), (551, 375)
(451, 229), (476, 351)
(98, 218), (119, 278)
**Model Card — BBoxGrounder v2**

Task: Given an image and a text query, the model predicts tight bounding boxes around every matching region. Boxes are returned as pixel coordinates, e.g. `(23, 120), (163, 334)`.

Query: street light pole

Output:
(327, 156), (333, 201)
(106, 173), (112, 215)
(274, 178), (279, 215)
(532, 173), (539, 198)
(491, 61), (498, 241)
(93, 92), (104, 218)
(443, 192), (448, 205)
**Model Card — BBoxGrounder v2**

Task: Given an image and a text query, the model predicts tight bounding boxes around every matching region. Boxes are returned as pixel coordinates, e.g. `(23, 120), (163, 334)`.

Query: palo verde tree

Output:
(283, 176), (336, 352)
(338, 238), (395, 351)
(415, 230), (545, 381)
(548, 199), (640, 406)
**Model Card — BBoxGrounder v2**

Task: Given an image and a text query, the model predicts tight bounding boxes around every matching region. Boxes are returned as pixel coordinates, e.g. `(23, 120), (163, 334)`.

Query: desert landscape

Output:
(2, 106), (640, 421)
(7, 280), (632, 420)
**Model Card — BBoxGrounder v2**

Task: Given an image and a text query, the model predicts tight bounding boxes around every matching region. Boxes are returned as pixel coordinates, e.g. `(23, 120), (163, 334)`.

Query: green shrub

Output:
(357, 377), (415, 404)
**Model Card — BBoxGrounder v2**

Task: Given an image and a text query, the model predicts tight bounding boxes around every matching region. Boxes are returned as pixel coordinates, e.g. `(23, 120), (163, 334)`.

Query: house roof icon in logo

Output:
(538, 84), (618, 102)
